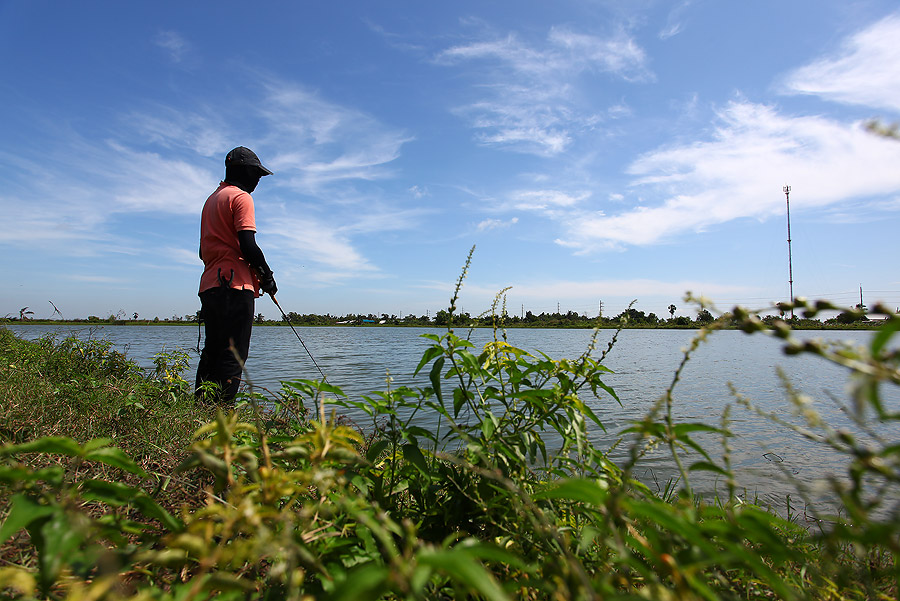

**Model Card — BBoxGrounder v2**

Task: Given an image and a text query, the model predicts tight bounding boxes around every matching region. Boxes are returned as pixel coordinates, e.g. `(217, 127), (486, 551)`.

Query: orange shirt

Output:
(198, 182), (260, 296)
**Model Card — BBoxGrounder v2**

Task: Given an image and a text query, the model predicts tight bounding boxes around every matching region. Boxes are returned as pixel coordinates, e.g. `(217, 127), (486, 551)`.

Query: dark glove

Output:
(258, 271), (277, 296)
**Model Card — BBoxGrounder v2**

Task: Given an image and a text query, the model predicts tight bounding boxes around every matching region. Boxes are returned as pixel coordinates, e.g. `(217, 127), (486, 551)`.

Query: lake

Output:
(6, 323), (898, 514)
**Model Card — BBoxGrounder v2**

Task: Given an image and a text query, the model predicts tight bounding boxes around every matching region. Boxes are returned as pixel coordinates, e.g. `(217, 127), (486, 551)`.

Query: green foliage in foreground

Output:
(0, 288), (898, 599)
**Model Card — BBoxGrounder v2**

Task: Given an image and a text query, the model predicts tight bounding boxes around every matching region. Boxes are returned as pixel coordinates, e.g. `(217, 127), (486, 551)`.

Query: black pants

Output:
(195, 287), (255, 403)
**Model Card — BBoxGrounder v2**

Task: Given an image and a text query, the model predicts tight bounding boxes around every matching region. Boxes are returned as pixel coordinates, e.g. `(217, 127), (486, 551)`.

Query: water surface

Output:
(8, 323), (898, 514)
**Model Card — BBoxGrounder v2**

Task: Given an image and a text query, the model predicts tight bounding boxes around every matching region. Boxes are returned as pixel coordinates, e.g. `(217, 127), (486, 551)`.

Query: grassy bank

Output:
(0, 291), (898, 599)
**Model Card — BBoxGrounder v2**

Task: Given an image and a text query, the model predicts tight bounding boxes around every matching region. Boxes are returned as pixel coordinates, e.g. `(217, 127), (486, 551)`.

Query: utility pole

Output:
(784, 185), (794, 319)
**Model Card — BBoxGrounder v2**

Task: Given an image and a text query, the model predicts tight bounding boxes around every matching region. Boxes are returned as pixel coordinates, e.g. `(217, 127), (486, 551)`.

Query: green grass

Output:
(0, 280), (898, 600)
(0, 329), (217, 462)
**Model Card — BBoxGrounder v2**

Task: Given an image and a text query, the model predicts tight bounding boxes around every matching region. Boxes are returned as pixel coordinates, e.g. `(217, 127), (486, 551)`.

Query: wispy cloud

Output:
(436, 26), (652, 156)
(476, 217), (518, 232)
(105, 143), (218, 215)
(266, 216), (379, 277)
(163, 247), (203, 267)
(0, 74), (415, 270)
(258, 82), (412, 190)
(659, 1), (697, 40)
(782, 13), (900, 113)
(154, 31), (190, 63)
(509, 189), (591, 212)
(409, 185), (429, 199)
(124, 108), (227, 157)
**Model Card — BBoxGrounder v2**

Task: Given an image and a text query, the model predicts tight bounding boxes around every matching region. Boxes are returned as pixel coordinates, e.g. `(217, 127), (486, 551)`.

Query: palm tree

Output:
(668, 304), (676, 319)
(19, 307), (34, 321)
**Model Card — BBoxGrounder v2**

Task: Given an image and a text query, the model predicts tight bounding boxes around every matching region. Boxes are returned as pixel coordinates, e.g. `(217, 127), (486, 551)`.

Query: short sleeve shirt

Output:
(198, 182), (260, 295)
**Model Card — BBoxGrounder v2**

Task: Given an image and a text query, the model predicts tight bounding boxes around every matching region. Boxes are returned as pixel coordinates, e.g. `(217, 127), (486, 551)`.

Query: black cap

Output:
(225, 146), (273, 176)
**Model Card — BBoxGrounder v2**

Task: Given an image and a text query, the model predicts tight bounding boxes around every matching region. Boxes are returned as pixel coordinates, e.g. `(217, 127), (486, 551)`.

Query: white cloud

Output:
(782, 13), (900, 113)
(258, 82), (412, 190)
(476, 217), (518, 232)
(659, 1), (696, 40)
(409, 185), (429, 198)
(510, 189), (590, 211)
(106, 143), (217, 215)
(164, 247), (203, 267)
(0, 135), (211, 247)
(437, 26), (651, 156)
(0, 74), (414, 267)
(154, 31), (190, 63)
(546, 28), (650, 82)
(125, 108), (227, 157)
(267, 216), (378, 276)
(556, 101), (900, 251)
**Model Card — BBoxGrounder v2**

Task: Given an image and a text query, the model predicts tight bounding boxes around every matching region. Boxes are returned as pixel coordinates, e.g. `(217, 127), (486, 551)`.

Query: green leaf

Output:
(34, 511), (85, 595)
(405, 426), (433, 440)
(671, 423), (724, 436)
(533, 478), (608, 505)
(0, 494), (56, 545)
(402, 444), (429, 476)
(366, 440), (389, 462)
(0, 466), (65, 486)
(453, 387), (470, 418)
(315, 381), (346, 397)
(84, 444), (147, 477)
(569, 397), (606, 431)
(871, 315), (900, 354)
(283, 379), (346, 398)
(481, 413), (497, 439)
(429, 356), (445, 405)
(456, 349), (482, 374)
(80, 480), (183, 533)
(454, 541), (532, 572)
(1, 437), (84, 458)
(330, 563), (389, 601)
(688, 461), (730, 476)
(418, 548), (509, 601)
(415, 345), (444, 376)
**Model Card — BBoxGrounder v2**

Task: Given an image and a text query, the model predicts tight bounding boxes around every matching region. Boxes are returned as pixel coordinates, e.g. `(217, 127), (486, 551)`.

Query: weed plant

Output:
(0, 262), (898, 599)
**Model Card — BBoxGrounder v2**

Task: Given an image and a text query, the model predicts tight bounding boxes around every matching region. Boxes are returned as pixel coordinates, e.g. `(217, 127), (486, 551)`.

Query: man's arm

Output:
(238, 230), (277, 294)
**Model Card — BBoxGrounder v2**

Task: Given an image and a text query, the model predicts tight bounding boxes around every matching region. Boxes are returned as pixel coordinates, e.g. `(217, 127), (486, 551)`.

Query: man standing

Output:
(195, 146), (277, 402)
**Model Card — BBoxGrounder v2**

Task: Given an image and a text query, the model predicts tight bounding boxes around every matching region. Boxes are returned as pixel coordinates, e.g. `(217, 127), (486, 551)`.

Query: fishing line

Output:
(269, 295), (329, 383)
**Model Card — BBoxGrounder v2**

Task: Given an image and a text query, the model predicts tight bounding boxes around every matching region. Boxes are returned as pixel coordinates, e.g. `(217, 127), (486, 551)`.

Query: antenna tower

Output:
(784, 185), (794, 319)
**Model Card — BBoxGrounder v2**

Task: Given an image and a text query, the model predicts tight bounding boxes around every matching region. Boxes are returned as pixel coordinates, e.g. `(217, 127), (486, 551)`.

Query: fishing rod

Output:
(269, 294), (329, 383)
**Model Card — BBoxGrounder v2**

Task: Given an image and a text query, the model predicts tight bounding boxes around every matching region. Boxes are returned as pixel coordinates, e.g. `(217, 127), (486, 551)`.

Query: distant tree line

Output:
(255, 306), (886, 329)
(1, 305), (887, 329)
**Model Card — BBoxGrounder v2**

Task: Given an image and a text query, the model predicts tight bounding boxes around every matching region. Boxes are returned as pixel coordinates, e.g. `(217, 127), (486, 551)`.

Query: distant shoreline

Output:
(1, 319), (885, 331)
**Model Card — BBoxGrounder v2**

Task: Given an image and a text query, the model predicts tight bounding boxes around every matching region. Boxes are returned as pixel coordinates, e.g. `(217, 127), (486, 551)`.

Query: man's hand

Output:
(259, 271), (277, 296)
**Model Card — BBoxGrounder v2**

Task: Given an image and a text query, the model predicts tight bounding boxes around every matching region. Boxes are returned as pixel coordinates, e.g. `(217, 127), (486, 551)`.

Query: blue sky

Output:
(2, 1), (900, 321)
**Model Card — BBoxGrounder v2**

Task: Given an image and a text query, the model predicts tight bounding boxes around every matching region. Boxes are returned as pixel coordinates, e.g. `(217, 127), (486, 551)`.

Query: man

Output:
(195, 146), (277, 402)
